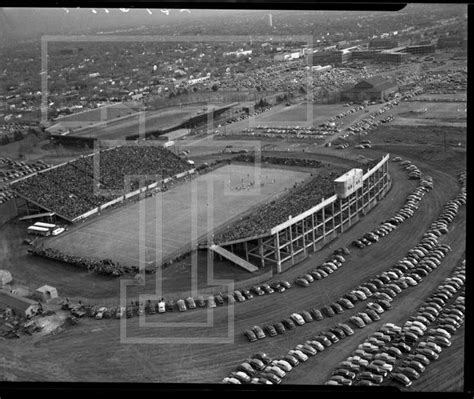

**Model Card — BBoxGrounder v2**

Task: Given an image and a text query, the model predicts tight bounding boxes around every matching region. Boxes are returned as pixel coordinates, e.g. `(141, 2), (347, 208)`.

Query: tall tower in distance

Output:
(268, 13), (273, 28)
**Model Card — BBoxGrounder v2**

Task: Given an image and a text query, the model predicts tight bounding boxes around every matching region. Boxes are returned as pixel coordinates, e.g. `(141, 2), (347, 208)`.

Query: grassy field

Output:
(45, 164), (310, 268)
(393, 101), (466, 127)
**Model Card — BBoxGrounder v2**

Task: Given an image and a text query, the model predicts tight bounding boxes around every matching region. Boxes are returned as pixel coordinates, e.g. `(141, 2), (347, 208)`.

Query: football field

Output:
(45, 164), (310, 268)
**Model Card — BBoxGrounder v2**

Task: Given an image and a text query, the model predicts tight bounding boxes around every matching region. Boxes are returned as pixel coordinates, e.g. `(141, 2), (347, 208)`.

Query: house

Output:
(0, 289), (40, 318)
(340, 76), (399, 102)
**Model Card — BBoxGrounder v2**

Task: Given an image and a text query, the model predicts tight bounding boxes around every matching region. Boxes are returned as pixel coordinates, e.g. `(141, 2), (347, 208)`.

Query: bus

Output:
(33, 222), (57, 229)
(27, 225), (51, 236)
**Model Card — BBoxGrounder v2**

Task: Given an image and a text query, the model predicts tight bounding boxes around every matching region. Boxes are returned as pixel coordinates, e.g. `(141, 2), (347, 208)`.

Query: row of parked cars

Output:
(227, 319), (358, 384)
(394, 158), (422, 180)
(352, 173), (433, 249)
(328, 260), (465, 387)
(294, 246), (350, 288)
(77, 280), (294, 320)
(246, 172), (465, 341)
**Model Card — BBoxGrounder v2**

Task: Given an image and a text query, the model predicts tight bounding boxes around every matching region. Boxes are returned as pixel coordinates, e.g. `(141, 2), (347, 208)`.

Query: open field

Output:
(44, 163), (310, 268)
(392, 101), (466, 127)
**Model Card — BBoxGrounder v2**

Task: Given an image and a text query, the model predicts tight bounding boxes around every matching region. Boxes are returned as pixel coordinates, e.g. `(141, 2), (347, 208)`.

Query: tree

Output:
(211, 83), (219, 92)
(13, 130), (23, 142)
(0, 135), (9, 145)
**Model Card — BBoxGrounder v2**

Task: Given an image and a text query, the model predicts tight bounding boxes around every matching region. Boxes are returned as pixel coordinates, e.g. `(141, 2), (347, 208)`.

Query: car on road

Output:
(288, 349), (308, 362)
(264, 365), (286, 378)
(233, 291), (246, 302)
(322, 305), (336, 317)
(252, 325), (266, 339)
(391, 372), (413, 387)
(272, 359), (292, 372)
(338, 323), (354, 336)
(185, 297), (197, 309)
(283, 355), (299, 367)
(177, 299), (187, 312)
(307, 340), (325, 352)
(310, 308), (324, 320)
(296, 344), (317, 356)
(281, 318), (296, 330)
(237, 363), (257, 377)
(245, 329), (258, 342)
(331, 303), (344, 314)
(358, 372), (383, 384)
(396, 366), (420, 380)
(251, 286), (265, 296)
(290, 313), (306, 326)
(295, 278), (310, 287)
(301, 311), (313, 323)
(231, 371), (251, 383)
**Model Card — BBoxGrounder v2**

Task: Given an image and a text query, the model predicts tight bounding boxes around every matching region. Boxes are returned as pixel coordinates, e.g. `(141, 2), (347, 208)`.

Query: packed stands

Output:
(233, 154), (323, 169)
(215, 171), (340, 243)
(10, 145), (191, 220)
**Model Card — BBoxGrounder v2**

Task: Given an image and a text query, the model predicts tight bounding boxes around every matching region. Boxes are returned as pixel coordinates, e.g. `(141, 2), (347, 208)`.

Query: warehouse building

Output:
(376, 50), (409, 64)
(340, 76), (399, 102)
(405, 44), (436, 55)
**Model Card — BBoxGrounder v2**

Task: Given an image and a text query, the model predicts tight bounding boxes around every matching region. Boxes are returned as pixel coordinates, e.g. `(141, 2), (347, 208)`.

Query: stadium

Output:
(8, 139), (392, 278)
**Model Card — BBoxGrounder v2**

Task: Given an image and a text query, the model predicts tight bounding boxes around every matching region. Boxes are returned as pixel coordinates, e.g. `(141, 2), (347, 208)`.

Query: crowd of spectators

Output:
(215, 170), (340, 243)
(10, 146), (191, 220)
(234, 154), (323, 169)
(28, 246), (130, 277)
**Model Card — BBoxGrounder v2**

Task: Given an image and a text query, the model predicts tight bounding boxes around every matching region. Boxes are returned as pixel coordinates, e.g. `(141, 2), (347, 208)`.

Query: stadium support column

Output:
(244, 241), (249, 262)
(258, 238), (265, 268)
(332, 201), (335, 236)
(312, 212), (316, 251)
(289, 226), (295, 266)
(302, 220), (307, 257)
(275, 232), (282, 273)
(340, 198), (344, 233)
(322, 206), (326, 242)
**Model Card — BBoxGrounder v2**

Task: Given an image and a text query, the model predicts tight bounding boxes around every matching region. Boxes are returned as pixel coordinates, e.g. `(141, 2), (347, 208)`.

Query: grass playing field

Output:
(45, 164), (310, 269)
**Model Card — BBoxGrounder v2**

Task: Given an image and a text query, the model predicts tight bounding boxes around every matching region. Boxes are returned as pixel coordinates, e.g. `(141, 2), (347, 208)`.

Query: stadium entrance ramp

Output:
(209, 244), (259, 272)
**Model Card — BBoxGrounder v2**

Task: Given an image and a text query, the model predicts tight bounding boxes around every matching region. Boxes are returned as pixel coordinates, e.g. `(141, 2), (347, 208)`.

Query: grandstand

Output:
(204, 155), (391, 273)
(9, 145), (194, 223)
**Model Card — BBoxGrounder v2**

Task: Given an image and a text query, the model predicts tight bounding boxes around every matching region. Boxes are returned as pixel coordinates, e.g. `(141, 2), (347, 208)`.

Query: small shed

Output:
(0, 289), (40, 318)
(34, 285), (59, 302)
(0, 270), (12, 286)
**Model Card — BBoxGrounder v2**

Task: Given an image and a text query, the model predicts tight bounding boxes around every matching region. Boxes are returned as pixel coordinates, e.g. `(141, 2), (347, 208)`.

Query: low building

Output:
(377, 50), (409, 64)
(0, 289), (40, 318)
(405, 44), (436, 55)
(34, 285), (58, 302)
(341, 76), (399, 103)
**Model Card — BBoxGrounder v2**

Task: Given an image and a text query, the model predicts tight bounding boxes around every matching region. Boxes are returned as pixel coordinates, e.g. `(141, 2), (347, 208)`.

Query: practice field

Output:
(45, 164), (310, 268)
(391, 101), (466, 127)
